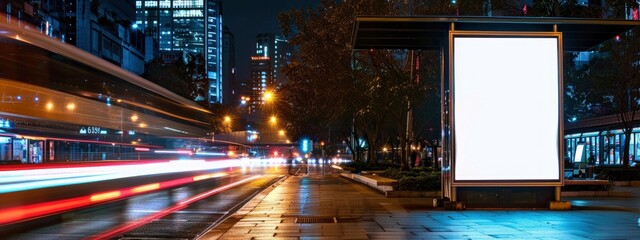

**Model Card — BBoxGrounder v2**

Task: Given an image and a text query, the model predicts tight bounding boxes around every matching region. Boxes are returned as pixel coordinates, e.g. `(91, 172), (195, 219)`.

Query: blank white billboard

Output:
(453, 36), (560, 181)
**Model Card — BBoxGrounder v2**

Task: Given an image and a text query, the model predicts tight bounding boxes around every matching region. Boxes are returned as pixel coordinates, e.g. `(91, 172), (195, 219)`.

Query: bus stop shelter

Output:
(351, 16), (640, 208)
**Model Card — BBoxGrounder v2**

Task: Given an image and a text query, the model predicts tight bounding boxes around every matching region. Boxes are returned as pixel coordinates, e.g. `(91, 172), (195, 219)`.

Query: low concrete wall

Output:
(340, 173), (396, 193)
(341, 173), (440, 198)
(354, 174), (394, 192)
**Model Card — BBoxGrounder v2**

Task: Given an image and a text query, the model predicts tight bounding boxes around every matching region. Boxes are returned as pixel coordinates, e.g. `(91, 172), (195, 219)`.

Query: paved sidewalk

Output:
(566, 186), (640, 211)
(203, 171), (640, 239)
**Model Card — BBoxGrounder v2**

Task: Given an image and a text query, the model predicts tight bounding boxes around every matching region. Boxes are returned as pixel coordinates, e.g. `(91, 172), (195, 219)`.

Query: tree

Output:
(604, 0), (638, 19)
(279, 0), (442, 168)
(181, 53), (208, 106)
(279, 0), (399, 163)
(209, 103), (241, 134)
(142, 57), (193, 99)
(142, 53), (208, 107)
(528, 0), (602, 18)
(563, 52), (594, 122)
(583, 29), (640, 168)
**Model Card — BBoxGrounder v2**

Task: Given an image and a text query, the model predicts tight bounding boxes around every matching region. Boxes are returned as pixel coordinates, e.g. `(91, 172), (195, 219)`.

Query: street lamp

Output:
(224, 115), (231, 124)
(270, 115), (277, 125)
(264, 91), (274, 103)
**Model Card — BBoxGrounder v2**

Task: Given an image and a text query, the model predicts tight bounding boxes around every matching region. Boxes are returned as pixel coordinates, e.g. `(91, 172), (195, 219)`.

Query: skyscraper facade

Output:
(222, 25), (235, 106)
(135, 0), (223, 105)
(248, 33), (291, 113)
(8, 0), (146, 75)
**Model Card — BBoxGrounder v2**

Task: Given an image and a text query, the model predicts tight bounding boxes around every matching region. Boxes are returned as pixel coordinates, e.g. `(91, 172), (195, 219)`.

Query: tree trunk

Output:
(342, 133), (357, 162)
(400, 137), (409, 170)
(368, 140), (377, 166)
(623, 129), (631, 168)
(390, 138), (399, 164)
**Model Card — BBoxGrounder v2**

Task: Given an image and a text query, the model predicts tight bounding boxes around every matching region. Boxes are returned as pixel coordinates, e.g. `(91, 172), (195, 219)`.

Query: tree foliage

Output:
(142, 53), (207, 106)
(209, 103), (244, 134)
(553, 1), (640, 168)
(278, 0), (443, 169)
(143, 54), (235, 134)
(582, 29), (640, 167)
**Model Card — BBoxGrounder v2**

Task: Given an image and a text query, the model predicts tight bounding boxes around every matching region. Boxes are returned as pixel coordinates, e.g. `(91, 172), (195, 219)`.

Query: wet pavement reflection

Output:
(209, 164), (640, 239)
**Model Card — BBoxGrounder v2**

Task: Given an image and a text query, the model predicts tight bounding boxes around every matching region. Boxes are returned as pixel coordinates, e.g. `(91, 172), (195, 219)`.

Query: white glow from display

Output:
(574, 143), (585, 163)
(453, 37), (560, 181)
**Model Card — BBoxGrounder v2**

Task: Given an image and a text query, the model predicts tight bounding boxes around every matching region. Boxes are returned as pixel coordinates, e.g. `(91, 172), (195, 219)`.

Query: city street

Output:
(0, 162), (288, 239)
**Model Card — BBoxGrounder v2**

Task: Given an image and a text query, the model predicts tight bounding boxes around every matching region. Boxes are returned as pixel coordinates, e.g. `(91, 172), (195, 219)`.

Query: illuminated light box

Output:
(452, 34), (561, 182)
(573, 143), (585, 163)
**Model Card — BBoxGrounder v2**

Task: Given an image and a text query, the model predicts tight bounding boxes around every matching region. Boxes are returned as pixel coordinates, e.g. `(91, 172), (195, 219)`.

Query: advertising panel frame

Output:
(449, 31), (564, 187)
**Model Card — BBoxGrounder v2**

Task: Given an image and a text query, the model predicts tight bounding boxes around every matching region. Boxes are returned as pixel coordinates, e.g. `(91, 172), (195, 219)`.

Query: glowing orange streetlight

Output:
(270, 115), (277, 125)
(264, 91), (274, 103)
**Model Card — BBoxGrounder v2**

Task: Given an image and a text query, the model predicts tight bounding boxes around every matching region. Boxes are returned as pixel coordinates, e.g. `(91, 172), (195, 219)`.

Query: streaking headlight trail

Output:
(0, 160), (241, 193)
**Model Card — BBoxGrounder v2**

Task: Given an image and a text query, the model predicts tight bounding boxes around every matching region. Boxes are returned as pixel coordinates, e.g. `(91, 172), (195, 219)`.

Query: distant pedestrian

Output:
(410, 151), (417, 168)
(287, 149), (294, 175)
(420, 147), (428, 167)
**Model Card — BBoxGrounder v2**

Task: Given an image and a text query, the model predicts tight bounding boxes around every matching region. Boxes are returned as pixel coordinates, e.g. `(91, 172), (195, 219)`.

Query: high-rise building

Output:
(63, 0), (145, 75)
(249, 55), (271, 113)
(135, 0), (223, 106)
(248, 33), (291, 113)
(0, 1), (144, 75)
(18, 0), (66, 40)
(222, 25), (235, 106)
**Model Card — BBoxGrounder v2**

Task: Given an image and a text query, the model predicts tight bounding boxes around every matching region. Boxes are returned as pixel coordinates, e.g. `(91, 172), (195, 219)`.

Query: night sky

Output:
(222, 0), (320, 81)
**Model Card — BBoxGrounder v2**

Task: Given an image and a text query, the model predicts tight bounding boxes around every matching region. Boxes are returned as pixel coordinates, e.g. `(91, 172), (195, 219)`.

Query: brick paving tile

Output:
(366, 232), (416, 238)
(274, 229), (302, 234)
(247, 229), (277, 234)
(273, 232), (301, 237)
(243, 226), (277, 231)
(223, 229), (251, 234)
(242, 234), (276, 240)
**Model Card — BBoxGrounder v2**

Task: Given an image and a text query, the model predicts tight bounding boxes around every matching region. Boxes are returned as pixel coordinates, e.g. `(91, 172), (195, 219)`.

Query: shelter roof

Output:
(352, 16), (640, 51)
